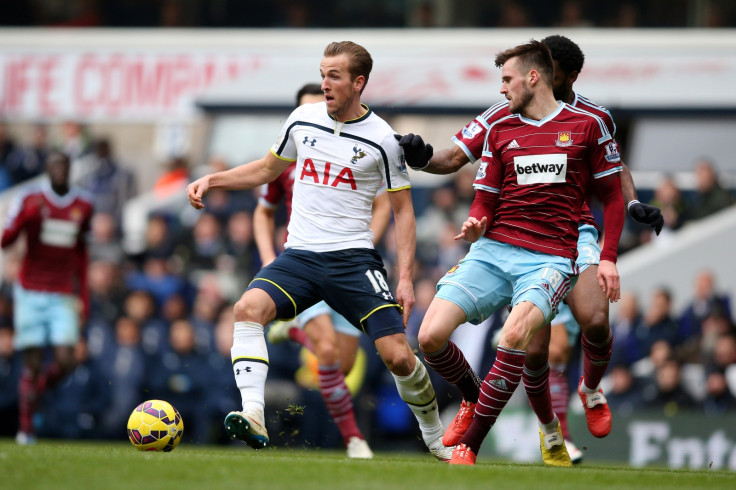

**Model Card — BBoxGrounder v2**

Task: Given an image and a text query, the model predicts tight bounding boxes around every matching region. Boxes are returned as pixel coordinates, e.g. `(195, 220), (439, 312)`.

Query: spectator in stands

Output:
(154, 156), (190, 199)
(679, 270), (732, 345)
(555, 0), (594, 27)
(87, 259), (126, 327)
(702, 367), (736, 415)
(0, 121), (18, 191)
(36, 338), (110, 440)
(222, 210), (258, 282)
(610, 291), (646, 366)
(642, 358), (697, 414)
(146, 318), (211, 443)
(99, 316), (146, 440)
(138, 214), (176, 263)
(77, 138), (137, 225)
(123, 289), (168, 358)
(90, 212), (125, 264)
(685, 158), (734, 221)
(59, 120), (92, 162)
(0, 326), (21, 436)
(605, 362), (645, 416)
(5, 123), (49, 186)
(711, 333), (736, 372)
(649, 174), (686, 231)
(635, 287), (680, 356)
(177, 212), (226, 279)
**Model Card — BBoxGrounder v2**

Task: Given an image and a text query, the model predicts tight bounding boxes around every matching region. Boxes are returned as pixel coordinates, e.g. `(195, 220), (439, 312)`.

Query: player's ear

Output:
(353, 75), (365, 93)
(568, 71), (580, 85)
(528, 69), (540, 86)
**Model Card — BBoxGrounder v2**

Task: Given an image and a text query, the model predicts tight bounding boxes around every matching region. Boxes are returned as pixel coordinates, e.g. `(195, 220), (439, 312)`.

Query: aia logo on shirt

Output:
(300, 158), (356, 189)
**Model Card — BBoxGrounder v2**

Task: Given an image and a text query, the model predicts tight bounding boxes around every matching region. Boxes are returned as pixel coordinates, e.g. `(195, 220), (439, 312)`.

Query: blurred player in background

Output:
(187, 41), (453, 461)
(2, 151), (94, 444)
(397, 35), (662, 465)
(254, 82), (391, 459)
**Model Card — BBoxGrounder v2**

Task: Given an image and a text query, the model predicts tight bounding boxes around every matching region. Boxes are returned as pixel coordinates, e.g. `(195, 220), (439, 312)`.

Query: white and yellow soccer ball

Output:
(126, 399), (184, 452)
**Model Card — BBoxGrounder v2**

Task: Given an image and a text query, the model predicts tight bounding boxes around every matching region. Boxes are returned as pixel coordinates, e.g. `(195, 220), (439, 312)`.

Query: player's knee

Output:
(525, 343), (548, 368)
(581, 311), (610, 341)
(313, 340), (338, 365)
(233, 297), (269, 324)
(499, 328), (527, 351)
(417, 327), (446, 354)
(381, 348), (414, 376)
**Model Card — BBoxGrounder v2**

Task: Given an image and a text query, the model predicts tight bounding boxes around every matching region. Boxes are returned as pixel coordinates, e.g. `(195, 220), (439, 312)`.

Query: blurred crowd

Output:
(3, 0), (736, 29)
(1, 119), (736, 450)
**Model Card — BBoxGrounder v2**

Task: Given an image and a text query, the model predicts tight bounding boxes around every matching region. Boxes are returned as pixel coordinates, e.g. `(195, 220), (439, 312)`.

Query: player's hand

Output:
(628, 200), (664, 235)
(186, 176), (211, 209)
(597, 259), (621, 303)
(454, 216), (487, 243)
(395, 278), (415, 327)
(394, 133), (433, 170)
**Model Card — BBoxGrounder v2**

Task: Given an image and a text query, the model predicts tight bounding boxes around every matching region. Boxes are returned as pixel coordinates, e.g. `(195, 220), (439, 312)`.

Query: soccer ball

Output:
(126, 399), (184, 452)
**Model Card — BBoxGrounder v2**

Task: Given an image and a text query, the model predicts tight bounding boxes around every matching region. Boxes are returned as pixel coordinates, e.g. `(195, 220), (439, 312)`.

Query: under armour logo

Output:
(235, 367), (252, 375)
(303, 136), (317, 146)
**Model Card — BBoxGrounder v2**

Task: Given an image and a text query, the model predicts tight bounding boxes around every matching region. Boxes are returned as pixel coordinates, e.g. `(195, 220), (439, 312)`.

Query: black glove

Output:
(394, 133), (433, 170)
(628, 200), (664, 235)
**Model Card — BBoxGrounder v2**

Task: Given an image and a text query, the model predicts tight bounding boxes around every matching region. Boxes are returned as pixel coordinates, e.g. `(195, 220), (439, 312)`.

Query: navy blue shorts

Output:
(247, 248), (404, 341)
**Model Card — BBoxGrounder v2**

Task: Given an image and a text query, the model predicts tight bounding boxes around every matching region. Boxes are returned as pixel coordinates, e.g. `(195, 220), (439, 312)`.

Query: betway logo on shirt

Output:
(514, 154), (567, 185)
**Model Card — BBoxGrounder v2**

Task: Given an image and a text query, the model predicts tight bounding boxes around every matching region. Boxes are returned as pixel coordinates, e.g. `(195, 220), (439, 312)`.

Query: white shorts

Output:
(13, 283), (80, 349)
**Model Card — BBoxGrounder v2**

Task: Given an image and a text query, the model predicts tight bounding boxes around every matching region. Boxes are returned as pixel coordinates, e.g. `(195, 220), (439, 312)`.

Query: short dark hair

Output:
(323, 41), (373, 94)
(295, 83), (323, 107)
(542, 35), (585, 76)
(46, 150), (70, 167)
(494, 39), (554, 86)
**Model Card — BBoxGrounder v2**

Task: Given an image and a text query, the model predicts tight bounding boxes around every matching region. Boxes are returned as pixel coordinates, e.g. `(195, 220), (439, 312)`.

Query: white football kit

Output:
(270, 101), (410, 252)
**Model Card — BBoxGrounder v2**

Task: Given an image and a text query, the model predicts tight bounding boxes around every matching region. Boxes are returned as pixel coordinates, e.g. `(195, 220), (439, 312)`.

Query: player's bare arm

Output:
(388, 188), (416, 326)
(370, 191), (391, 245)
(253, 204), (278, 267)
(187, 152), (290, 209)
(591, 172), (625, 303)
(424, 146), (471, 175)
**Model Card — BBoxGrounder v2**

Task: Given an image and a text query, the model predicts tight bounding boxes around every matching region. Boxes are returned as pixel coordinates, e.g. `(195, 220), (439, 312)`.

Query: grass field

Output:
(2, 439), (734, 490)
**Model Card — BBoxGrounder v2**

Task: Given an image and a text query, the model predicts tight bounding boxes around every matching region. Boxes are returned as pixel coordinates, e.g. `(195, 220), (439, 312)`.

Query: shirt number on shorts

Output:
(365, 270), (394, 300)
(579, 245), (599, 265)
(541, 267), (563, 291)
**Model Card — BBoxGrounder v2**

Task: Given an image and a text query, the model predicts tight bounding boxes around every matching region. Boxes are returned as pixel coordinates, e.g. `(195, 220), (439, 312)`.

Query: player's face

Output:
(500, 58), (533, 114)
(551, 60), (575, 102)
(46, 154), (70, 188)
(320, 54), (361, 120)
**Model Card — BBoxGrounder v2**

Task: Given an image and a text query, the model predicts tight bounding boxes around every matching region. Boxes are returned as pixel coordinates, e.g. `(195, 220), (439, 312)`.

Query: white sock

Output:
(392, 356), (443, 445)
(581, 379), (597, 394)
(231, 321), (269, 413)
(539, 414), (560, 436)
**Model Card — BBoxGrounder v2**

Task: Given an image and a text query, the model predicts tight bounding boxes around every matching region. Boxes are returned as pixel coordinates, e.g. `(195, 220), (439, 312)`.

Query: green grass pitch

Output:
(1, 439), (734, 490)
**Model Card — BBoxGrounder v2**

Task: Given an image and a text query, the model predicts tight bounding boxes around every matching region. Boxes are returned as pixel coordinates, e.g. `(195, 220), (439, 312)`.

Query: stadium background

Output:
(1, 0), (736, 470)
